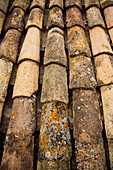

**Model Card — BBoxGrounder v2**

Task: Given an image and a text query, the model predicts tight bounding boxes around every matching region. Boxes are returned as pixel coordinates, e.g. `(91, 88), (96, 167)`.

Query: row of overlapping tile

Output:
(0, 0), (113, 169)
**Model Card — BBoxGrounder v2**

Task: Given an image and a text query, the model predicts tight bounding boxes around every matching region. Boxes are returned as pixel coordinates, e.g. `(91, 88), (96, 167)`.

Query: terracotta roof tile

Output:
(69, 56), (97, 89)
(66, 7), (85, 29)
(0, 29), (21, 62)
(0, 102), (4, 123)
(89, 27), (113, 56)
(94, 54), (113, 86)
(65, 0), (82, 10)
(104, 6), (113, 29)
(100, 0), (113, 9)
(86, 7), (105, 28)
(67, 26), (91, 57)
(0, 58), (13, 102)
(1, 96), (36, 169)
(47, 7), (64, 29)
(10, 0), (30, 12)
(30, 0), (45, 10)
(0, 0), (10, 13)
(38, 102), (72, 161)
(0, 11), (5, 34)
(84, 0), (100, 9)
(13, 60), (39, 98)
(73, 89), (106, 168)
(4, 8), (25, 32)
(41, 64), (68, 104)
(49, 0), (64, 9)
(18, 27), (40, 63)
(44, 27), (67, 66)
(26, 8), (43, 30)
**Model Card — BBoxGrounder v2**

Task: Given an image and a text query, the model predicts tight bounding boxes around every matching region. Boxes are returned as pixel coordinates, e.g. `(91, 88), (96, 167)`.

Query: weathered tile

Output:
(66, 7), (85, 28)
(18, 27), (40, 63)
(0, 102), (4, 123)
(1, 96), (36, 169)
(37, 160), (71, 170)
(0, 29), (21, 63)
(39, 102), (72, 161)
(47, 7), (64, 29)
(0, 0), (9, 13)
(101, 85), (113, 138)
(0, 58), (13, 102)
(0, 11), (5, 34)
(4, 8), (25, 32)
(84, 0), (100, 9)
(65, 0), (82, 9)
(44, 27), (67, 66)
(104, 6), (113, 29)
(69, 56), (97, 89)
(100, 0), (113, 9)
(67, 26), (91, 57)
(108, 139), (113, 169)
(13, 61), (39, 98)
(30, 0), (45, 10)
(75, 142), (106, 169)
(49, 0), (63, 9)
(86, 7), (105, 28)
(94, 54), (113, 86)
(41, 64), (68, 104)
(10, 0), (30, 11)
(109, 28), (113, 46)
(73, 89), (103, 144)
(26, 8), (43, 30)
(90, 27), (113, 56)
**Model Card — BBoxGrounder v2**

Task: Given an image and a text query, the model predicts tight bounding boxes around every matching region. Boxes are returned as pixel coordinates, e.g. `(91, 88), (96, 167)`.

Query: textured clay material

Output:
(0, 11), (5, 34)
(0, 58), (13, 102)
(67, 26), (91, 57)
(30, 0), (45, 10)
(49, 0), (63, 9)
(39, 102), (72, 161)
(69, 56), (97, 89)
(47, 7), (64, 29)
(10, 0), (30, 11)
(65, 0), (82, 9)
(84, 0), (100, 9)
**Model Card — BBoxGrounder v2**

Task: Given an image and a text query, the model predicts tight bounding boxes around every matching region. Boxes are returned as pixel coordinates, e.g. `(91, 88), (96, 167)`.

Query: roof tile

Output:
(13, 61), (39, 98)
(66, 7), (85, 28)
(41, 64), (68, 104)
(26, 8), (43, 30)
(84, 0), (100, 9)
(39, 102), (72, 161)
(104, 6), (113, 29)
(101, 84), (113, 138)
(30, 0), (45, 10)
(10, 0), (30, 12)
(75, 142), (106, 169)
(47, 7), (64, 29)
(0, 29), (21, 63)
(65, 0), (82, 10)
(86, 7), (105, 28)
(69, 56), (97, 89)
(89, 27), (113, 56)
(44, 28), (67, 66)
(0, 58), (13, 102)
(0, 11), (5, 34)
(49, 0), (63, 9)
(18, 27), (40, 63)
(67, 26), (91, 57)
(0, 0), (9, 13)
(38, 161), (70, 169)
(73, 89), (103, 143)
(1, 96), (36, 169)
(4, 8), (25, 32)
(107, 139), (113, 169)
(100, 0), (113, 9)
(94, 54), (113, 86)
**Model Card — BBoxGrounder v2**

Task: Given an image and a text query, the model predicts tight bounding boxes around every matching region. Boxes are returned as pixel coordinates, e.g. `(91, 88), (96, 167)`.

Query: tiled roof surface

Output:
(0, 0), (113, 169)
